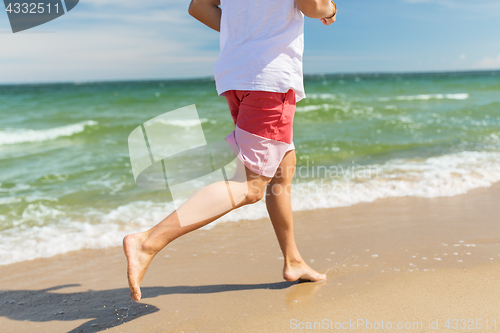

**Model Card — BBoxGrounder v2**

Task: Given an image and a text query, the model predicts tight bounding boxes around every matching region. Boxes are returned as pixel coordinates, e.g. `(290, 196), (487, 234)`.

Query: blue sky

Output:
(1, 0), (499, 84)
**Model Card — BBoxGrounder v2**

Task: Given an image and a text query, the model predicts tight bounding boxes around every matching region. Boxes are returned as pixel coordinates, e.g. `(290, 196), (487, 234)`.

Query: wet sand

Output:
(1, 182), (500, 332)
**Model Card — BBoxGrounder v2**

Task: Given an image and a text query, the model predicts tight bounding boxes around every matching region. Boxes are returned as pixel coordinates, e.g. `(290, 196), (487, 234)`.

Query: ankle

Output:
(285, 256), (303, 267)
(136, 233), (158, 255)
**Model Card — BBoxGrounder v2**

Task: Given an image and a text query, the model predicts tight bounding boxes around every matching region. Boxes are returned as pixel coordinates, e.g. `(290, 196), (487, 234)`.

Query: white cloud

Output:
(0, 0), (219, 83)
(401, 0), (500, 11)
(71, 9), (190, 24)
(81, 0), (181, 9)
(0, 25), (218, 83)
(477, 55), (500, 69)
(401, 0), (461, 6)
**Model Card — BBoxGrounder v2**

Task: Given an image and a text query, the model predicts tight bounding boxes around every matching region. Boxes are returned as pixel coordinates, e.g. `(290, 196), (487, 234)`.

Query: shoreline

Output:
(1, 182), (500, 332)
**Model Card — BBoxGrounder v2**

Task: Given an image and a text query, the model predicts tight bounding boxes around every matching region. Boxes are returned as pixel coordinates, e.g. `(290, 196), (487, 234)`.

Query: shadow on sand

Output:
(0, 281), (296, 332)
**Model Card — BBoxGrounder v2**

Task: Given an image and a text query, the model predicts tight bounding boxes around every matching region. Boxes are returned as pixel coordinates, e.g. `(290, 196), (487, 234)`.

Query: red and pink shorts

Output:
(224, 89), (296, 178)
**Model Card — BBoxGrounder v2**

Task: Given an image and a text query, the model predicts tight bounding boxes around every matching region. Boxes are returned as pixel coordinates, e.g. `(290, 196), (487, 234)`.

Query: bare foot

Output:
(123, 233), (155, 301)
(283, 259), (326, 282)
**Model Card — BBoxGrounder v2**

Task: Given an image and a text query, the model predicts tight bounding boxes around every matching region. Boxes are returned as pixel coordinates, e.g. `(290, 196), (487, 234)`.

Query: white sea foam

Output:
(296, 105), (327, 112)
(85, 173), (127, 195)
(152, 118), (208, 127)
(1, 150), (500, 265)
(379, 93), (469, 102)
(290, 151), (500, 212)
(307, 93), (337, 100)
(0, 198), (272, 265)
(0, 120), (98, 146)
(0, 201), (168, 265)
(445, 93), (469, 100)
(0, 197), (22, 205)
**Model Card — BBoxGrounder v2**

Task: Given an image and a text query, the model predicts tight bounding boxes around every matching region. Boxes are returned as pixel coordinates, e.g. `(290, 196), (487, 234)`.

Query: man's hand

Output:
(320, 1), (336, 25)
(320, 15), (336, 25)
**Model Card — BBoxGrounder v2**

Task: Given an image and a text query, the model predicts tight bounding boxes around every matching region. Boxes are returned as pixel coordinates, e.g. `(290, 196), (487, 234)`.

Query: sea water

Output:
(1, 71), (499, 264)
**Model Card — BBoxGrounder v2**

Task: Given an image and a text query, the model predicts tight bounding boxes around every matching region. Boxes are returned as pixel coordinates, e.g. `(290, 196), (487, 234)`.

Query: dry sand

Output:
(1, 182), (500, 332)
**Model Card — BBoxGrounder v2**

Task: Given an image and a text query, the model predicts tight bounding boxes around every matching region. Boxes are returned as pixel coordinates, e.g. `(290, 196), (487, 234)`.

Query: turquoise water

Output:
(1, 71), (500, 264)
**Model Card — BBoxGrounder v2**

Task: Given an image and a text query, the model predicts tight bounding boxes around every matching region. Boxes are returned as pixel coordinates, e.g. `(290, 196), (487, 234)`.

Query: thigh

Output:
(271, 150), (296, 185)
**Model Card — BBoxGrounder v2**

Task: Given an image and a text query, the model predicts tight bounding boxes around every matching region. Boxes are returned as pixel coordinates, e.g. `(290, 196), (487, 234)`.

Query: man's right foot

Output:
(283, 259), (326, 282)
(123, 233), (155, 301)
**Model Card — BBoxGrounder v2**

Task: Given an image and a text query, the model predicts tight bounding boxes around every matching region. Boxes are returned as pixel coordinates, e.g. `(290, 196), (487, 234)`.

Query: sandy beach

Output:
(1, 182), (500, 333)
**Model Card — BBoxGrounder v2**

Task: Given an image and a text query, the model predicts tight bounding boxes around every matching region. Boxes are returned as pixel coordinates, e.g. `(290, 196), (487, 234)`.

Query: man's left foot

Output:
(123, 233), (155, 301)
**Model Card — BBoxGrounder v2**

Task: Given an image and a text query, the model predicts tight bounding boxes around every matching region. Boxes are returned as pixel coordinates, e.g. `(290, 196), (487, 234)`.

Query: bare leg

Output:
(265, 150), (326, 282)
(124, 162), (271, 301)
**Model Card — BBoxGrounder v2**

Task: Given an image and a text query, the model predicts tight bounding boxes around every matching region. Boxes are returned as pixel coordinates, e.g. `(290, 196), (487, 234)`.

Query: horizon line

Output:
(0, 68), (498, 87)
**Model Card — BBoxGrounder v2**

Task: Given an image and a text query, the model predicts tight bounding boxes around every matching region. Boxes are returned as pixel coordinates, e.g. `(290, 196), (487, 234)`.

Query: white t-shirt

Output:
(214, 0), (306, 101)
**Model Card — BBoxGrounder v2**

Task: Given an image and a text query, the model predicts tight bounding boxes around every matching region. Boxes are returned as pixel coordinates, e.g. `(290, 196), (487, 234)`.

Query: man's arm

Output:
(188, 0), (222, 32)
(295, 0), (337, 25)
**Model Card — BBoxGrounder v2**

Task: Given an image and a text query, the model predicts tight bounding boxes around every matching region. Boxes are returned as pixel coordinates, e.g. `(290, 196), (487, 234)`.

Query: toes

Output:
(131, 291), (141, 301)
(298, 272), (326, 283)
(313, 272), (327, 281)
(130, 284), (141, 301)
